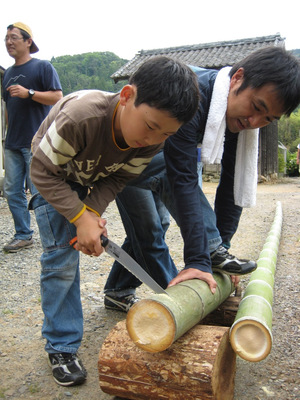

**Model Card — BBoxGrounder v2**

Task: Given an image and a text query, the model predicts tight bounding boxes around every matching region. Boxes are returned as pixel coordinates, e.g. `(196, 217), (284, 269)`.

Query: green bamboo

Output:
(126, 272), (235, 352)
(230, 201), (282, 362)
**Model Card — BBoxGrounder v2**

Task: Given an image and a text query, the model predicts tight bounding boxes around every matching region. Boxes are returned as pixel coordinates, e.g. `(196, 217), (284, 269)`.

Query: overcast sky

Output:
(1, 0), (299, 70)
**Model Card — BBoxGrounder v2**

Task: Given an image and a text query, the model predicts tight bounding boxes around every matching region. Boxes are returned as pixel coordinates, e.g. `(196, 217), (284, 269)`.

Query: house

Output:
(111, 34), (285, 178)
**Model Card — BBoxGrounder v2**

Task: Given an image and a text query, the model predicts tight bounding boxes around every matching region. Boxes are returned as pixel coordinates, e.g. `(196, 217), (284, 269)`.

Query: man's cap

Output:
(12, 22), (39, 53)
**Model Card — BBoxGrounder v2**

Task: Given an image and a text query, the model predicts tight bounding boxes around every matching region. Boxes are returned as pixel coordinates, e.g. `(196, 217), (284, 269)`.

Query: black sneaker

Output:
(104, 293), (139, 312)
(48, 353), (87, 386)
(3, 238), (34, 253)
(210, 245), (257, 275)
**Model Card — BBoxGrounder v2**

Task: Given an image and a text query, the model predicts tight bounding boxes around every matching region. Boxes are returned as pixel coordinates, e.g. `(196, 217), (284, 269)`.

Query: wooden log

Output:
(126, 272), (234, 353)
(98, 320), (236, 400)
(230, 201), (282, 362)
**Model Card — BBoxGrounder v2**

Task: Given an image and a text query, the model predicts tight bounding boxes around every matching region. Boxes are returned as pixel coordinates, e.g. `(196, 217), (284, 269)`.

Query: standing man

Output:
(2, 22), (62, 252)
(297, 143), (300, 174)
(104, 46), (300, 311)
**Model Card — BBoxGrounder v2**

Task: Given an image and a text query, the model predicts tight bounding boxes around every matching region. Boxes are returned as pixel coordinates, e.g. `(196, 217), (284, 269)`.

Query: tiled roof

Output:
(111, 34), (285, 82)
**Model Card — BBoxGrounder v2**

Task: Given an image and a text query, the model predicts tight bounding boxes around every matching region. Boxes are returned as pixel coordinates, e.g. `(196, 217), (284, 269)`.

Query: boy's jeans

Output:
(104, 150), (222, 293)
(30, 193), (83, 354)
(4, 148), (33, 240)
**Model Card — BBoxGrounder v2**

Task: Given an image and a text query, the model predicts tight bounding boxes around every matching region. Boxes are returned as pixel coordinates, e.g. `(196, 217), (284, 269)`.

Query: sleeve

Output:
(214, 131), (243, 245)
(40, 61), (62, 92)
(31, 116), (89, 222)
(164, 113), (212, 273)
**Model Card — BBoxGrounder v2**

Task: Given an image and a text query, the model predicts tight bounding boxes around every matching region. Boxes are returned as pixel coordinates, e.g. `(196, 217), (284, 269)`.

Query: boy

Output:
(30, 56), (200, 386)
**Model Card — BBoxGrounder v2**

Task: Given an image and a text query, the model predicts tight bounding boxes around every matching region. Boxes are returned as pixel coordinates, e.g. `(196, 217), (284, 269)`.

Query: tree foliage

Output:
(278, 106), (300, 176)
(51, 52), (128, 96)
(278, 106), (300, 152)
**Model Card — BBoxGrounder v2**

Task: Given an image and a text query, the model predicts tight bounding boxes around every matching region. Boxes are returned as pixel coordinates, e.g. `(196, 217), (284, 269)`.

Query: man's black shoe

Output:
(48, 353), (87, 386)
(104, 293), (139, 312)
(211, 245), (257, 275)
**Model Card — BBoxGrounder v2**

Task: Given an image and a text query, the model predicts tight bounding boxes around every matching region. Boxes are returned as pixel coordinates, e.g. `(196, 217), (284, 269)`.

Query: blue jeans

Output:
(30, 192), (84, 354)
(104, 150), (222, 293)
(104, 187), (178, 292)
(4, 148), (33, 240)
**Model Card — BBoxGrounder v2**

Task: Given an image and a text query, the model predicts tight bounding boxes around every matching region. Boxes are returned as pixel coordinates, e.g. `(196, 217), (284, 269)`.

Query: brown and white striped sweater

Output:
(31, 90), (162, 222)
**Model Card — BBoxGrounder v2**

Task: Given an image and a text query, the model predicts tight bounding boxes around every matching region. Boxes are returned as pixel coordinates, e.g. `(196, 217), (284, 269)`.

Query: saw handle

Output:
(100, 234), (109, 247)
(69, 234), (109, 249)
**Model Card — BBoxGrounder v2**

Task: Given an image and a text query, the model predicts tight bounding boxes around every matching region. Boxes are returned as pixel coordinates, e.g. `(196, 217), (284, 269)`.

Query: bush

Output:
(278, 152), (285, 173)
(290, 139), (300, 153)
(286, 152), (299, 176)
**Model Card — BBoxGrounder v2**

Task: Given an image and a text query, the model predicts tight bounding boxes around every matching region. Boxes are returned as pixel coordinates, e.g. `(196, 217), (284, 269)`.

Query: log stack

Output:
(98, 274), (240, 399)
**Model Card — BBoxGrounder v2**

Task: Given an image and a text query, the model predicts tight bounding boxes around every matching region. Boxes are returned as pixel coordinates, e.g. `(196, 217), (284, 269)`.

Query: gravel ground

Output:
(0, 177), (299, 400)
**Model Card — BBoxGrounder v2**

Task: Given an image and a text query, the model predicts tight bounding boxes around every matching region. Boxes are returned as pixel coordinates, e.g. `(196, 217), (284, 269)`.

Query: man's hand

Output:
(168, 268), (217, 294)
(73, 210), (107, 256)
(231, 275), (240, 286)
(7, 84), (29, 99)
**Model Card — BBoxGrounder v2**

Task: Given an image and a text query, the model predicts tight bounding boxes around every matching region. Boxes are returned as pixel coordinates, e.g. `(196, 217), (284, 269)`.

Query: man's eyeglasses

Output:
(4, 35), (24, 43)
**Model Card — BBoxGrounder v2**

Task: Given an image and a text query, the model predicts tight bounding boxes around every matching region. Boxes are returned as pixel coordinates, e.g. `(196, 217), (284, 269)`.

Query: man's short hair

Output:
(230, 46), (300, 116)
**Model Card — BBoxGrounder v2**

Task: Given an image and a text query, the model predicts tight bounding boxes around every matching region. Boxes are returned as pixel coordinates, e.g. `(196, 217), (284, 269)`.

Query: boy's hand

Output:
(73, 210), (107, 256)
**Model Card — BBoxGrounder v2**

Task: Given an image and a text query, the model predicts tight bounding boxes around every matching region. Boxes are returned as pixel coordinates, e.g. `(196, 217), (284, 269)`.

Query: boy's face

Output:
(226, 68), (283, 133)
(117, 85), (181, 148)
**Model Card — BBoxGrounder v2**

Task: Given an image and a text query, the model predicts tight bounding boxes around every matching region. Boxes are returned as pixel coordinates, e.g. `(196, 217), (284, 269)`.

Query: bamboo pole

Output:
(126, 272), (235, 353)
(230, 201), (282, 362)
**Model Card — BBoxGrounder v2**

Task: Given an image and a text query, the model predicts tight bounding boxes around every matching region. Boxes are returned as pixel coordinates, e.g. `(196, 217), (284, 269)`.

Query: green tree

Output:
(278, 106), (300, 150)
(51, 52), (127, 95)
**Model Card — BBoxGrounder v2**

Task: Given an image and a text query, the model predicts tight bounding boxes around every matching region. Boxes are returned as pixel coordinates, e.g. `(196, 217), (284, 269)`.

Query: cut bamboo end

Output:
(230, 318), (272, 362)
(126, 299), (176, 353)
(127, 275), (235, 353)
(230, 202), (282, 362)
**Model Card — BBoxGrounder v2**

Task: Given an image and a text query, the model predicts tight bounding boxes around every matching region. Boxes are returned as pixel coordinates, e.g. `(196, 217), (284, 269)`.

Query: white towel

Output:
(201, 67), (259, 207)
(234, 129), (259, 207)
(201, 67), (231, 164)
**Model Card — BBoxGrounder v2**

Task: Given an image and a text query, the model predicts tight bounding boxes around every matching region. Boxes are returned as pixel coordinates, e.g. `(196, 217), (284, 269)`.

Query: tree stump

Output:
(98, 320), (236, 400)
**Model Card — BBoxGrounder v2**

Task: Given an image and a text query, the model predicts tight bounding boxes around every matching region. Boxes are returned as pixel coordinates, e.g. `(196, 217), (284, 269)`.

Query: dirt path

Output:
(0, 177), (299, 399)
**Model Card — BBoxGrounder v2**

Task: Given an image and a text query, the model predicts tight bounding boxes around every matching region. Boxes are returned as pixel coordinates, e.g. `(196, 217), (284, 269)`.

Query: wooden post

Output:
(230, 201), (282, 362)
(98, 320), (236, 400)
(126, 272), (235, 353)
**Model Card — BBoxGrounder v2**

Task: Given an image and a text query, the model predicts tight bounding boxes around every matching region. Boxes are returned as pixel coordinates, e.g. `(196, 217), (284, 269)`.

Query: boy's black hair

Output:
(129, 56), (200, 124)
(7, 24), (31, 41)
(230, 46), (300, 116)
